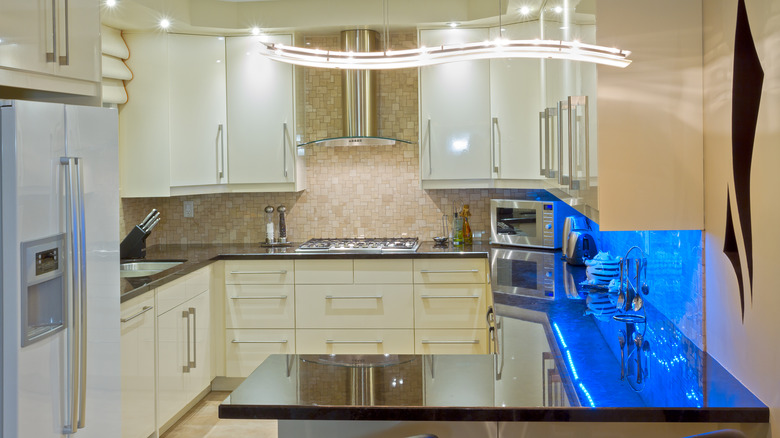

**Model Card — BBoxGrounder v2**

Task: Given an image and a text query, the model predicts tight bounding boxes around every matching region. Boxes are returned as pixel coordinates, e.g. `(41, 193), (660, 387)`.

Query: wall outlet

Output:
(183, 201), (194, 218)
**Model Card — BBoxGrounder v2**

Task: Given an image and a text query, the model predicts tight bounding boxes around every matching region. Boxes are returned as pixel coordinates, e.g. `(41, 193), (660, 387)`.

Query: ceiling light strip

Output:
(260, 39), (631, 69)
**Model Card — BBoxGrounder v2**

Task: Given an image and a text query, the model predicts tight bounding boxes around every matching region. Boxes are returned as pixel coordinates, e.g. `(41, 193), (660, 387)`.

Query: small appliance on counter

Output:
(562, 215), (598, 266)
(489, 199), (563, 249)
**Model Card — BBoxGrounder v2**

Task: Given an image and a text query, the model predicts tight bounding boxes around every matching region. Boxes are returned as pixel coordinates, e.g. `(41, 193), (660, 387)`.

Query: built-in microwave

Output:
(490, 247), (556, 300)
(490, 199), (563, 249)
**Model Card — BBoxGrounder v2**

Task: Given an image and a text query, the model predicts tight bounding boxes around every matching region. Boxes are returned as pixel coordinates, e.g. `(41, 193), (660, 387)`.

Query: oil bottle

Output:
(462, 204), (473, 245)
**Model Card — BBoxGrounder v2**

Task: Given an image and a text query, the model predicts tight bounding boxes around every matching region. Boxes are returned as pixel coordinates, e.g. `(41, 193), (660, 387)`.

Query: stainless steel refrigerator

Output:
(1, 100), (121, 437)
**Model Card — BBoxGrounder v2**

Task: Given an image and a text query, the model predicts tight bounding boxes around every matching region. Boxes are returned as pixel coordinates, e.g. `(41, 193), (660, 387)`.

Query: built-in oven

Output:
(490, 199), (563, 249)
(491, 246), (556, 300)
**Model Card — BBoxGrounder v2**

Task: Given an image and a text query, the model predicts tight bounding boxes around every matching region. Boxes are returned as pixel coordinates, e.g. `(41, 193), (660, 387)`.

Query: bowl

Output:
(433, 236), (448, 244)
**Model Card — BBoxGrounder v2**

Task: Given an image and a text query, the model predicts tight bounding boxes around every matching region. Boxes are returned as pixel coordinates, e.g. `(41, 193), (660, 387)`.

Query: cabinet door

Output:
(0, 0), (51, 75)
(169, 34), (228, 187)
(226, 35), (296, 185)
(489, 23), (544, 181)
(157, 304), (188, 426)
(54, 0), (100, 81)
(120, 295), (156, 438)
(419, 28), (491, 181)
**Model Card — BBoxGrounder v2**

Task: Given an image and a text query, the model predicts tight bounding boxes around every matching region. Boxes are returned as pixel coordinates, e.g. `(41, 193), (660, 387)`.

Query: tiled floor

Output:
(161, 392), (278, 438)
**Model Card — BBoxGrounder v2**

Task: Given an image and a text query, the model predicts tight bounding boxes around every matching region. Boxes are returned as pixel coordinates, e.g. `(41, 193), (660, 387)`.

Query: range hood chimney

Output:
(306, 29), (408, 147)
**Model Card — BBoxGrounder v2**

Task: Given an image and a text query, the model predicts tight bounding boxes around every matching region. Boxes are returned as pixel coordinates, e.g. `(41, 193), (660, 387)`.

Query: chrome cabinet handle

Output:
(427, 117), (432, 176)
(419, 269), (478, 273)
(120, 306), (153, 323)
(539, 111), (546, 176)
(230, 270), (287, 275)
(46, 0), (57, 62)
(567, 96), (574, 190)
(232, 339), (288, 344)
(420, 295), (480, 299)
(282, 122), (288, 178)
(182, 309), (191, 373)
(325, 295), (383, 300)
(326, 340), (383, 344)
(492, 117), (500, 175)
(421, 340), (479, 344)
(557, 101), (565, 186)
(230, 295), (288, 300)
(58, 0), (70, 66)
(190, 307), (197, 369)
(217, 124), (225, 181)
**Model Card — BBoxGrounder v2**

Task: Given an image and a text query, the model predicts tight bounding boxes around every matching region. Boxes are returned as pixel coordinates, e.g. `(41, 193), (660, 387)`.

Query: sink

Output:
(120, 260), (185, 278)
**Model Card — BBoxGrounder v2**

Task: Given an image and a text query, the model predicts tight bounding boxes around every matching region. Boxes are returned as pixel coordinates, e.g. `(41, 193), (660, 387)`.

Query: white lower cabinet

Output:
(226, 329), (296, 377)
(120, 294), (156, 438)
(296, 329), (415, 355)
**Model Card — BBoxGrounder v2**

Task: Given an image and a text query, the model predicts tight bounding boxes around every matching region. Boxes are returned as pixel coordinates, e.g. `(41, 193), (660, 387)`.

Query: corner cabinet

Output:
(225, 35), (304, 192)
(118, 32), (303, 198)
(0, 0), (101, 98)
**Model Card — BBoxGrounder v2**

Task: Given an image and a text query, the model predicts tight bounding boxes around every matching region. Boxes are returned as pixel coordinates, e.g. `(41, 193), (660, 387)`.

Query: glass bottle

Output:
(264, 205), (275, 243)
(462, 204), (473, 245)
(453, 212), (464, 246)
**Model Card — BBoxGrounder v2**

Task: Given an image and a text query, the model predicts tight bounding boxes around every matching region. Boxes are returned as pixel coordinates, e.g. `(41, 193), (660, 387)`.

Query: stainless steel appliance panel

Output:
(490, 199), (563, 249)
(491, 247), (556, 300)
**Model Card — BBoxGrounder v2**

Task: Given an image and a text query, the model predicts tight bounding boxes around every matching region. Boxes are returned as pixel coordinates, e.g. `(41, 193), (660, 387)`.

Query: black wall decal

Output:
(730, 0), (763, 299)
(723, 190), (745, 321)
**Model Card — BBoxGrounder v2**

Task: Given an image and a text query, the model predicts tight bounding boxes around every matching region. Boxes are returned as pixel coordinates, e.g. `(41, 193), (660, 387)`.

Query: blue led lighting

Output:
(578, 382), (596, 407)
(553, 323), (568, 349)
(566, 350), (579, 380)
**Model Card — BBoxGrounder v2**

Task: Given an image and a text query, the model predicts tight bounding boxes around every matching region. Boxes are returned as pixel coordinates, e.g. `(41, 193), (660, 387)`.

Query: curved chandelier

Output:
(258, 39), (632, 70)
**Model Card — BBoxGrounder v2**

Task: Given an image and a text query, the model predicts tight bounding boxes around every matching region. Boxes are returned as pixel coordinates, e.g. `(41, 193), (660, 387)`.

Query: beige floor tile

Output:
(162, 392), (277, 438)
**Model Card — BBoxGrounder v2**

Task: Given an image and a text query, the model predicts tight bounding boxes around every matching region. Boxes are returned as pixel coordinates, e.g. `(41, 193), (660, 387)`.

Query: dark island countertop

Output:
(218, 274), (768, 424)
(120, 242), (490, 302)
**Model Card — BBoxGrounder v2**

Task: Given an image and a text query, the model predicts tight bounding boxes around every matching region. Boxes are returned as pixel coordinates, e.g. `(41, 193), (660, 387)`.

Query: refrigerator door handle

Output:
(75, 156), (88, 429)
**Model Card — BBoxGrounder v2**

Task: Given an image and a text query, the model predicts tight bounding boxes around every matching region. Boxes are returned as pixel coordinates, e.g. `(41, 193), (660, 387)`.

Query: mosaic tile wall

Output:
(119, 30), (536, 245)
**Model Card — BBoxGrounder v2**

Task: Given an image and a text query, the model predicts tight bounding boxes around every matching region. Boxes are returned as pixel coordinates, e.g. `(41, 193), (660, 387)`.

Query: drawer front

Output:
(413, 258), (487, 284)
(156, 277), (187, 316)
(225, 284), (295, 329)
(413, 284), (487, 329)
(185, 266), (210, 300)
(415, 329), (488, 354)
(354, 259), (413, 284)
(226, 329), (295, 377)
(294, 259), (353, 284)
(296, 284), (414, 329)
(225, 260), (294, 285)
(296, 329), (414, 355)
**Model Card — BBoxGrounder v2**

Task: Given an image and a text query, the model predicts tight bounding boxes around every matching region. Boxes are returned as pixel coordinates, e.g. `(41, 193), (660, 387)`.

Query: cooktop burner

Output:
(296, 238), (420, 253)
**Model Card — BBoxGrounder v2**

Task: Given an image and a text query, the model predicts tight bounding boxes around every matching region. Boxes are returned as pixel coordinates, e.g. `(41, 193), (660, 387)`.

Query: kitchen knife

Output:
(143, 211), (161, 231)
(145, 217), (161, 233)
(139, 209), (158, 229)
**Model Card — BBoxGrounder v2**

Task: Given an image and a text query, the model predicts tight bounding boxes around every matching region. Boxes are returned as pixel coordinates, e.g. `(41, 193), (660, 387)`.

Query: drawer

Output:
(415, 329), (488, 354)
(156, 277), (187, 316)
(120, 292), (155, 333)
(296, 284), (414, 329)
(354, 259), (413, 284)
(296, 329), (414, 355)
(225, 284), (295, 329)
(226, 329), (295, 377)
(413, 284), (487, 329)
(413, 258), (487, 284)
(225, 260), (294, 285)
(294, 259), (353, 284)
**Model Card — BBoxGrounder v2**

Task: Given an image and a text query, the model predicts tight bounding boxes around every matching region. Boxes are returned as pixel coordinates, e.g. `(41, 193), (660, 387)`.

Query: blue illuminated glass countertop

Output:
(219, 295), (767, 423)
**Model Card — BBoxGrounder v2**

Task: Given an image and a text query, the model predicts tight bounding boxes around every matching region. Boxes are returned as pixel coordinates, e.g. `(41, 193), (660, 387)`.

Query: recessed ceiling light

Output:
(518, 6), (531, 15)
(553, 6), (563, 13)
(105, 0), (117, 7)
(448, 22), (459, 28)
(251, 27), (260, 35)
(159, 18), (171, 29)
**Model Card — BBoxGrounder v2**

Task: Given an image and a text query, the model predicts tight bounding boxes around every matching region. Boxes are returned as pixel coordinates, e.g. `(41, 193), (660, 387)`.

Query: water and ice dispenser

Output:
(20, 234), (66, 347)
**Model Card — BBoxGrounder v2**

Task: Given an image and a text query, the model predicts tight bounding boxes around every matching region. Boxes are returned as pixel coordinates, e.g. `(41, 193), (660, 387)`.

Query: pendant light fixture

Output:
(258, 0), (631, 69)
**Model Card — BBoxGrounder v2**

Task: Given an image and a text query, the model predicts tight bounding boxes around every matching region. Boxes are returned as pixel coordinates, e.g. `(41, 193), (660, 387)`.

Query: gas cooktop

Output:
(296, 238), (420, 253)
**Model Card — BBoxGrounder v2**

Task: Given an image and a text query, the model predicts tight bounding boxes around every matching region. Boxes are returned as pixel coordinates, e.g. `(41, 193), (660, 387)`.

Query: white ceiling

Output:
(102, 0), (594, 35)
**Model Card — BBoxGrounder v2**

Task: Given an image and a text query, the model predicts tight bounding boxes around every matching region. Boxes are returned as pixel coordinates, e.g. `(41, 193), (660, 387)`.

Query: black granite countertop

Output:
(218, 266), (768, 424)
(120, 242), (490, 302)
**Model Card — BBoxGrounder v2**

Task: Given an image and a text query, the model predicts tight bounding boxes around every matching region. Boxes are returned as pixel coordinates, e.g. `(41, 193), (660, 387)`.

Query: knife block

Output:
(120, 225), (149, 260)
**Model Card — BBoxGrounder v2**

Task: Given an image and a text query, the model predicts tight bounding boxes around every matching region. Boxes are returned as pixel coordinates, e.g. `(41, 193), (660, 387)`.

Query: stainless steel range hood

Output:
(303, 29), (411, 147)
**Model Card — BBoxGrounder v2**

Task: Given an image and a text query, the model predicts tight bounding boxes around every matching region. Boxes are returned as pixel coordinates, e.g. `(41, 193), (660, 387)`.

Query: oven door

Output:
(490, 200), (548, 248)
(491, 247), (556, 299)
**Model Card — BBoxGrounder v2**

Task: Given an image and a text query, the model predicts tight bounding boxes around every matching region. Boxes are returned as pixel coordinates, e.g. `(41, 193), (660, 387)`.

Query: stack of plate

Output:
(584, 253), (621, 286)
(585, 293), (619, 321)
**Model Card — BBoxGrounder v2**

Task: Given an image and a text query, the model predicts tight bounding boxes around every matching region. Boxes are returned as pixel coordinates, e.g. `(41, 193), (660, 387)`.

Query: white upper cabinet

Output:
(419, 28), (492, 184)
(226, 35), (302, 191)
(0, 0), (100, 97)
(168, 34), (228, 188)
(489, 23), (544, 182)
